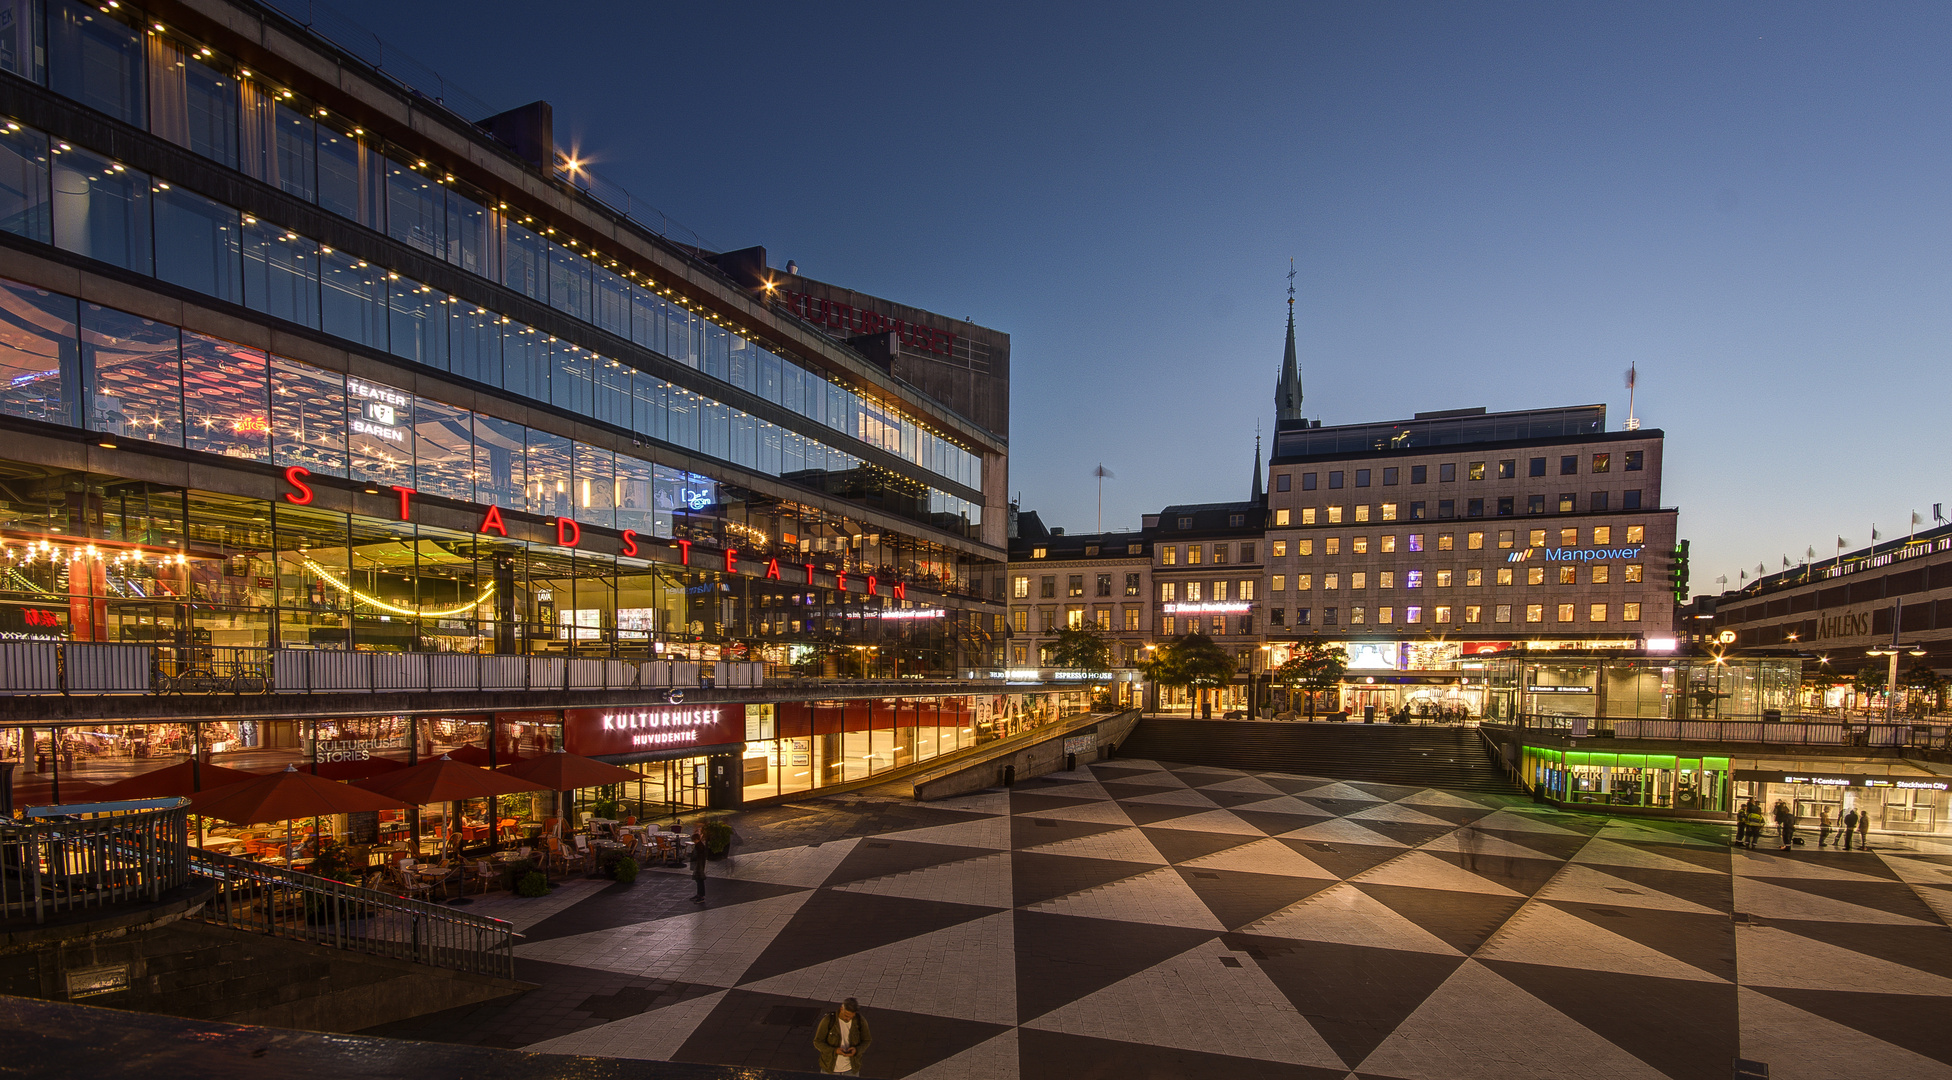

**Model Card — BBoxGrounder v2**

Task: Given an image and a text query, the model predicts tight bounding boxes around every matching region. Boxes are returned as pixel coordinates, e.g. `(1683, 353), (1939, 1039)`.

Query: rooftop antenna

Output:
(1093, 464), (1116, 533)
(1623, 364), (1640, 431)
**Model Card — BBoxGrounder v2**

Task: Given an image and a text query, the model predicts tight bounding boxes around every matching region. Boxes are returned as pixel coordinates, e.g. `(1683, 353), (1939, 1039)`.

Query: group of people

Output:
(1734, 799), (1872, 851)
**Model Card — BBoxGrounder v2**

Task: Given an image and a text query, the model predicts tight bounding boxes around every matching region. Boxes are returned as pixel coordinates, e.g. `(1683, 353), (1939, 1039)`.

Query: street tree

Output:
(1274, 642), (1349, 719)
(1142, 633), (1238, 717)
(1049, 625), (1112, 674)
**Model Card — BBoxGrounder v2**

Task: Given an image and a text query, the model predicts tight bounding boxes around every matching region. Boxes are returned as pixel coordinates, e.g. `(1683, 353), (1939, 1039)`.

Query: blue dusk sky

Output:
(330, 0), (1952, 589)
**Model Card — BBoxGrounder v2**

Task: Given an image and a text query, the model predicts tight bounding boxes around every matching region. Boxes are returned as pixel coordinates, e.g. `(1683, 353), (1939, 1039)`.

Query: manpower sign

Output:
(1507, 546), (1645, 564)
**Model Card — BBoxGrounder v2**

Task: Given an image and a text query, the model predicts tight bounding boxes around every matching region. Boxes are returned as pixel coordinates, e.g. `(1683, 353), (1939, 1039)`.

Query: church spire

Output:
(1275, 260), (1304, 424)
(1251, 428), (1264, 503)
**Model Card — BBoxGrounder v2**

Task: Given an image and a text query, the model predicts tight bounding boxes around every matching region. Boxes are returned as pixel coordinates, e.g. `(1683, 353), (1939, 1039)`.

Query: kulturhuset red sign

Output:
(563, 705), (744, 758)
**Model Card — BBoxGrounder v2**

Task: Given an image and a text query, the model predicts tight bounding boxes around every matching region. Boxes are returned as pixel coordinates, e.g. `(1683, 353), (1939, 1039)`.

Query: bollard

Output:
(1002, 763), (1016, 788)
(1066, 752), (1076, 772)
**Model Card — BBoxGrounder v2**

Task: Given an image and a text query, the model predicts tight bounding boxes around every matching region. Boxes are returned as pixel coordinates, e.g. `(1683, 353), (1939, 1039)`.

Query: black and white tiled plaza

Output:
(374, 760), (1952, 1079)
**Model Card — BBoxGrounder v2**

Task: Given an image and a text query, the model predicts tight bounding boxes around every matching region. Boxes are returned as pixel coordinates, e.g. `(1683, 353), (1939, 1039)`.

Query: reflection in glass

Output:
(181, 334), (269, 462)
(50, 143), (150, 273)
(153, 185), (241, 302)
(0, 277), (76, 424)
(81, 303), (180, 445)
(241, 218), (319, 327)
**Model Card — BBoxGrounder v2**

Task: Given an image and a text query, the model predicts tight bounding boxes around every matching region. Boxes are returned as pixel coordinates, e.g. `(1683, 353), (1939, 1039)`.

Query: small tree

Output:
(1143, 633), (1237, 716)
(1049, 625), (1112, 674)
(1851, 663), (1891, 707)
(1275, 642), (1349, 719)
(1900, 662), (1946, 716)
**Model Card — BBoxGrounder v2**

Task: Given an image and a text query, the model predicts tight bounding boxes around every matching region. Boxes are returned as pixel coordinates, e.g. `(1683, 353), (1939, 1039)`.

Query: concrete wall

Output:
(915, 710), (1140, 801)
(0, 911), (527, 1033)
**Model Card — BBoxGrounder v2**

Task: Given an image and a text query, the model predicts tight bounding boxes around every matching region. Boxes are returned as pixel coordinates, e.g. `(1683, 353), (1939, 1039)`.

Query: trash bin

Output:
(1002, 763), (1016, 788)
(1364, 705), (1376, 724)
(1066, 752), (1077, 771)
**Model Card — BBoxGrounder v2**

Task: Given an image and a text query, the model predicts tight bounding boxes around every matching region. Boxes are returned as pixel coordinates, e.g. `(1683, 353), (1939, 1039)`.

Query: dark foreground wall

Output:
(0, 994), (822, 1079)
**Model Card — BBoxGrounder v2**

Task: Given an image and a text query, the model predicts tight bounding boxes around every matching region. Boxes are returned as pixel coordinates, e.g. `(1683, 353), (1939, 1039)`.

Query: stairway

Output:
(1115, 718), (1523, 794)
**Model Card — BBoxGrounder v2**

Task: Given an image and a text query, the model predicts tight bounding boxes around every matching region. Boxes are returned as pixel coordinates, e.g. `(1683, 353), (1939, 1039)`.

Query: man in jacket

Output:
(813, 998), (871, 1075)
(690, 827), (707, 902)
(1841, 807), (1859, 851)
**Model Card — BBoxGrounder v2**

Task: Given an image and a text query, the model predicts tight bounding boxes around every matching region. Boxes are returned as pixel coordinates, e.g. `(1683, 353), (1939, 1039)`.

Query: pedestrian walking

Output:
(1817, 806), (1832, 848)
(813, 997), (872, 1075)
(690, 826), (708, 902)
(1772, 800), (1795, 850)
(1841, 808), (1858, 851)
(1858, 806), (1871, 850)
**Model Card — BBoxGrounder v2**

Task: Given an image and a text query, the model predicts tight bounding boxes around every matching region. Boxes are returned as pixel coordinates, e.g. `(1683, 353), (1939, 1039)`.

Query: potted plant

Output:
(610, 855), (638, 884)
(701, 818), (733, 860)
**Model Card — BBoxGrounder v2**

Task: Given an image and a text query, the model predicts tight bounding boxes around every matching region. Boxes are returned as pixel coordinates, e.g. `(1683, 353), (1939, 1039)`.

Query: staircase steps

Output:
(1115, 719), (1523, 795)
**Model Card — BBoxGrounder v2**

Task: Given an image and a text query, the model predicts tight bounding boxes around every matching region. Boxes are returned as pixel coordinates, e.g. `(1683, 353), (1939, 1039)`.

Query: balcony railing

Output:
(0, 642), (767, 697)
(1, 798), (190, 924)
(1519, 714), (1930, 748)
(185, 848), (515, 979)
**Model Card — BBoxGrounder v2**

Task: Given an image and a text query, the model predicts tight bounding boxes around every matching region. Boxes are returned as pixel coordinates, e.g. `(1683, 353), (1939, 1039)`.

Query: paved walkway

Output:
(368, 760), (1952, 1079)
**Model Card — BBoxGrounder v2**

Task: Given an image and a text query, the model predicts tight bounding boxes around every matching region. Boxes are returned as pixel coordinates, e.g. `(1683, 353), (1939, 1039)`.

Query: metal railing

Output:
(1520, 714), (1917, 748)
(1, 799), (190, 924)
(185, 848), (515, 979)
(0, 642), (768, 698)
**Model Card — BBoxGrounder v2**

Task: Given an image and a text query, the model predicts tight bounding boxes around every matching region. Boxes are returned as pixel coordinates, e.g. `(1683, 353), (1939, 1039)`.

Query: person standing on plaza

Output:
(813, 998), (872, 1075)
(1857, 805), (1871, 850)
(1772, 800), (1795, 850)
(1817, 806), (1832, 848)
(689, 826), (708, 903)
(1841, 807), (1859, 851)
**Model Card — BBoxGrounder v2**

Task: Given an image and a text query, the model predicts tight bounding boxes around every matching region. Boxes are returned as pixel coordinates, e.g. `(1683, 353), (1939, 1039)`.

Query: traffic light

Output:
(1669, 539), (1690, 602)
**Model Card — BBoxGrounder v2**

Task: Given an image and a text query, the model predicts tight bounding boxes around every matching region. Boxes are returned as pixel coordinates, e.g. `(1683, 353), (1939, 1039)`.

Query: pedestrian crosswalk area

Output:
(378, 759), (1952, 1079)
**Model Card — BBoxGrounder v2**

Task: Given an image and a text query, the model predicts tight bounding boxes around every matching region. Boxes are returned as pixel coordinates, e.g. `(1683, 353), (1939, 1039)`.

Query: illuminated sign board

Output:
(1739, 770), (1950, 791)
(348, 378), (409, 443)
(1507, 546), (1645, 564)
(1162, 602), (1250, 614)
(564, 705), (743, 757)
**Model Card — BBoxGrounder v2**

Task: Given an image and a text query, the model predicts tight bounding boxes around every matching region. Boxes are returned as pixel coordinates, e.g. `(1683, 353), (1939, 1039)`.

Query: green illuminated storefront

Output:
(1521, 746), (1732, 812)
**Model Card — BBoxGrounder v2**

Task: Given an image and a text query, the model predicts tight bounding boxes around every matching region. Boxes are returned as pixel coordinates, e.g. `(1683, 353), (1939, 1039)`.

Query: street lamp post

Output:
(1865, 598), (1927, 721)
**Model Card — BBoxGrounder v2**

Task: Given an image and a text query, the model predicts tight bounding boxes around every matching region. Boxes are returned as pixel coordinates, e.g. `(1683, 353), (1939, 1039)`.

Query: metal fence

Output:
(1520, 715), (1919, 748)
(0, 642), (764, 697)
(1, 799), (190, 924)
(185, 848), (515, 979)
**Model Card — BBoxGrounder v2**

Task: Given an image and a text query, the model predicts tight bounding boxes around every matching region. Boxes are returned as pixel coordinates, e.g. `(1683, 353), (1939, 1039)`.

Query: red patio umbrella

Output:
(353, 755), (551, 858)
(446, 744), (530, 768)
(189, 764), (411, 866)
(79, 760), (260, 801)
(496, 752), (642, 791)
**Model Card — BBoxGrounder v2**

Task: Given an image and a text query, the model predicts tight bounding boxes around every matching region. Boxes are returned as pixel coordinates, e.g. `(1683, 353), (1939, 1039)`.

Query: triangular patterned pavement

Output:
(1356, 959), (1668, 1080)
(1245, 881), (1462, 955)
(1737, 986), (1952, 1080)
(738, 889), (1001, 985)
(1734, 924), (1952, 996)
(1022, 937), (1346, 1069)
(1010, 850), (1162, 908)
(903, 1027), (1021, 1080)
(831, 850), (1015, 909)
(1181, 836), (1342, 880)
(1477, 900), (1728, 982)
(1245, 936), (1467, 1069)
(517, 889), (814, 987)
(742, 910), (1020, 1025)
(1480, 962), (1740, 1080)
(1176, 865), (1339, 930)
(521, 987), (730, 1060)
(1029, 865), (1226, 931)
(1012, 910), (1218, 1024)
(1351, 851), (1523, 896)
(1532, 862), (1725, 915)
(1016, 825), (1167, 865)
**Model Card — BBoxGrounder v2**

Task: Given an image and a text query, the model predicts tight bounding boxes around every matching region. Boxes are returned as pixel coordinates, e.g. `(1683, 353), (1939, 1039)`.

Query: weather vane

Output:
(1287, 258), (1296, 308)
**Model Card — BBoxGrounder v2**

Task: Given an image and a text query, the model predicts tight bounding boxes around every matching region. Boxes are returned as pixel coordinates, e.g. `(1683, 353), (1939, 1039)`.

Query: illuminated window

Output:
(1273, 575), (1286, 592)
(1326, 538), (1341, 555)
(1297, 573), (1313, 590)
(1126, 573), (1140, 595)
(1626, 524), (1645, 543)
(1529, 529), (1546, 547)
(1556, 603), (1574, 623)
(1378, 606), (1394, 624)
(1353, 537), (1369, 554)
(1159, 582), (1177, 601)
(1527, 567), (1545, 586)
(1558, 493), (1575, 513)
(1302, 508), (1318, 525)
(1559, 566), (1577, 585)
(1495, 604), (1511, 623)
(1067, 607), (1084, 629)
(1468, 532), (1484, 550)
(1214, 581), (1228, 602)
(1355, 505), (1371, 523)
(1498, 459), (1516, 479)
(1275, 508), (1290, 526)
(1528, 495), (1546, 515)
(1240, 579), (1256, 600)
(1187, 545), (1203, 565)
(1211, 615), (1225, 634)
(1162, 616), (1175, 635)
(1381, 502), (1397, 521)
(1406, 605), (1421, 623)
(1297, 539), (1313, 556)
(1408, 533), (1423, 551)
(1525, 604), (1543, 623)
(1379, 571), (1394, 589)
(1468, 569), (1485, 586)
(1324, 573), (1340, 590)
(1161, 546), (1177, 566)
(1498, 530), (1515, 549)
(1560, 528), (1578, 546)
(1095, 608), (1110, 630)
(1592, 453), (1610, 473)
(1436, 606), (1452, 623)
(1593, 526), (1612, 544)
(1625, 564), (1643, 583)
(1352, 572), (1367, 590)
(1381, 535), (1397, 553)
(1186, 582), (1203, 601)
(1435, 570), (1452, 587)
(1327, 505), (1344, 523)
(1623, 602), (1642, 622)
(1351, 606), (1366, 624)
(1590, 603), (1607, 622)
(1032, 547), (1046, 559)
(1467, 605), (1483, 623)
(1211, 544), (1228, 565)
(1438, 533), (1454, 551)
(1012, 576), (1028, 598)
(1125, 606), (1140, 630)
(1592, 565), (1609, 584)
(1068, 575), (1083, 597)
(1012, 610), (1027, 632)
(1405, 570), (1422, 588)
(1272, 541), (1288, 557)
